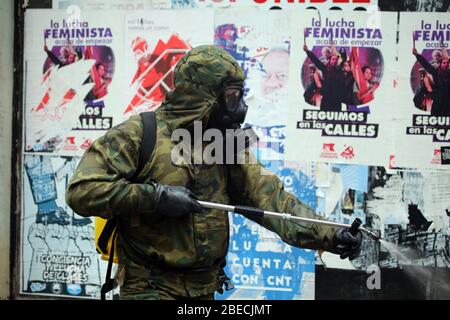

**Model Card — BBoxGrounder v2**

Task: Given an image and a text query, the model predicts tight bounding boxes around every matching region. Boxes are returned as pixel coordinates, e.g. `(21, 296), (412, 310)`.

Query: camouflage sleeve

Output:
(228, 151), (338, 253)
(65, 115), (158, 219)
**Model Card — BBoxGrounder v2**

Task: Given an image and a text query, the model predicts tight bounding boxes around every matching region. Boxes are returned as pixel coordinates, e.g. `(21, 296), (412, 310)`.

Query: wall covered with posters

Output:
(19, 1), (450, 300)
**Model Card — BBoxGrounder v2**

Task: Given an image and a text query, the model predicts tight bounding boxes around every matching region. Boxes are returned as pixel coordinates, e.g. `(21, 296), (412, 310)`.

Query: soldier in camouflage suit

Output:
(66, 45), (362, 300)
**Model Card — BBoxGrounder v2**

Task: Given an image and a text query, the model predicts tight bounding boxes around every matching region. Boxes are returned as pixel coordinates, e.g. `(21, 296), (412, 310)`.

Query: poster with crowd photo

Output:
(364, 166), (450, 269)
(24, 10), (125, 157)
(391, 13), (450, 169)
(123, 10), (213, 117)
(285, 10), (397, 166)
(218, 161), (317, 300)
(20, 155), (110, 298)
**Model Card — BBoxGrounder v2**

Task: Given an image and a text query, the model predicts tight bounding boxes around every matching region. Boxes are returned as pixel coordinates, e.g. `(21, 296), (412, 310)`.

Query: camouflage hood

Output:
(157, 45), (245, 132)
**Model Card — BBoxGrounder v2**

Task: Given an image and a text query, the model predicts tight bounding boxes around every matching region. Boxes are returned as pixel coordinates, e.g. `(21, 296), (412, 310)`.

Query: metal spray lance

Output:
(198, 201), (380, 242)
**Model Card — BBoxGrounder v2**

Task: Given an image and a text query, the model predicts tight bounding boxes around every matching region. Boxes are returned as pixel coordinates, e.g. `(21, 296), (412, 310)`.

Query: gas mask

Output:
(206, 86), (258, 163)
(208, 86), (248, 131)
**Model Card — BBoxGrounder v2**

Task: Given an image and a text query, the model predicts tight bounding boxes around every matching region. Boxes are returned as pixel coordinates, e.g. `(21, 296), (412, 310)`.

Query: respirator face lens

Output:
(222, 87), (248, 126)
(223, 88), (242, 112)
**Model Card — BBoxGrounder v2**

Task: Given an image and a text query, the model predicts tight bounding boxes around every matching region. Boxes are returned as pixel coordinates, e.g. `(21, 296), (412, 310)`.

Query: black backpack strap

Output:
(132, 111), (157, 182)
(98, 217), (117, 254)
(100, 111), (157, 299)
(101, 228), (118, 300)
(217, 214), (234, 294)
(130, 111), (157, 228)
(217, 259), (234, 294)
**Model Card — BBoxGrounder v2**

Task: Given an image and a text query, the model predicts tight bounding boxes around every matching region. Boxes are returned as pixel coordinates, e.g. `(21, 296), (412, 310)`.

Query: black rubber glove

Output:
(155, 184), (203, 218)
(333, 228), (363, 260)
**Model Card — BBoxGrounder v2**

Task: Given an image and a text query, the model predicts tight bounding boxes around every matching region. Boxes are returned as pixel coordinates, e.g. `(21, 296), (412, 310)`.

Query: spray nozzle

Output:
(349, 218), (362, 236)
(360, 227), (380, 242)
(348, 218), (380, 242)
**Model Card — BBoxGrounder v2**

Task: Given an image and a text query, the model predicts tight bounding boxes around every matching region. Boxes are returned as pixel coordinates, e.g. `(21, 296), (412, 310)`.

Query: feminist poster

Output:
(24, 10), (126, 157)
(392, 13), (450, 169)
(285, 10), (397, 166)
(20, 155), (111, 298)
(123, 10), (214, 117)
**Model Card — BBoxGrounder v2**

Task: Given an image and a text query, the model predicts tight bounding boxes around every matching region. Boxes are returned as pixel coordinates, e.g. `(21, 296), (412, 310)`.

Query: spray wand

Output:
(198, 201), (380, 242)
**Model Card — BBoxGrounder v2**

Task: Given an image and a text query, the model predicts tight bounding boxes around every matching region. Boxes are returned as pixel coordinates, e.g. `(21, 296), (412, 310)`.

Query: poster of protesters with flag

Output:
(285, 9), (397, 166)
(24, 10), (125, 157)
(391, 12), (450, 169)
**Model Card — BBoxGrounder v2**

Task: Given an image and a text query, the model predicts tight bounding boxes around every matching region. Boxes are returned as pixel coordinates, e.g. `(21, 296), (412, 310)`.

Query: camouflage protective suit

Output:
(66, 45), (339, 300)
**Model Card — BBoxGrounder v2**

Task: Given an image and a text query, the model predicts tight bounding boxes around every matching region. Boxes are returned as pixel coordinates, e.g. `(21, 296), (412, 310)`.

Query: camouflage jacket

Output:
(66, 46), (338, 298)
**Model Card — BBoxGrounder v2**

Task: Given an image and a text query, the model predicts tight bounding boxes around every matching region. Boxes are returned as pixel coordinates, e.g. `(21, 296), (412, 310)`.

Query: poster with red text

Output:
(285, 10), (397, 166)
(24, 10), (126, 157)
(391, 13), (450, 169)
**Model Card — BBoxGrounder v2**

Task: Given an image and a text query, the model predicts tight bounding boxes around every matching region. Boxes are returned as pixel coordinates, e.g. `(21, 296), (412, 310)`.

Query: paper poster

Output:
(171, 0), (245, 8)
(253, 0), (378, 11)
(316, 163), (368, 225)
(24, 10), (126, 157)
(123, 10), (214, 116)
(215, 9), (291, 161)
(392, 13), (450, 169)
(379, 0), (450, 12)
(20, 155), (110, 298)
(171, 0), (377, 10)
(219, 162), (317, 300)
(52, 0), (168, 10)
(315, 163), (373, 270)
(285, 10), (397, 166)
(366, 167), (450, 268)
